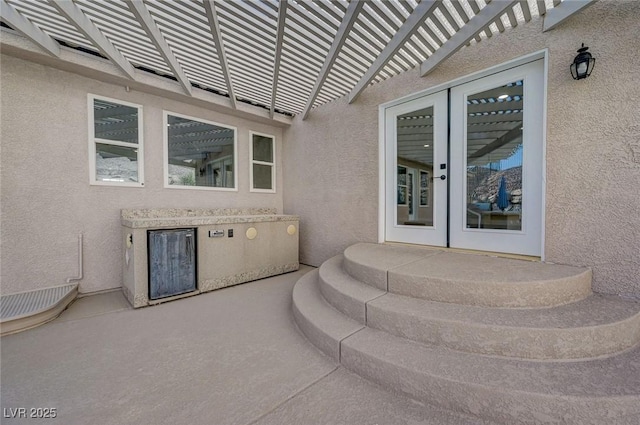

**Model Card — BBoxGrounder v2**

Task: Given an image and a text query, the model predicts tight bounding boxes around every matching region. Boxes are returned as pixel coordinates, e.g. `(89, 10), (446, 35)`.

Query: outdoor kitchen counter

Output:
(121, 208), (299, 308)
(121, 207), (298, 228)
(121, 214), (299, 229)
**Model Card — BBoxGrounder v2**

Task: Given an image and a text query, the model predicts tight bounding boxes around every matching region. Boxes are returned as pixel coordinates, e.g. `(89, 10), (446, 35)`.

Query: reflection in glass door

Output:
(397, 116), (431, 227)
(465, 80), (524, 232)
(385, 91), (448, 246)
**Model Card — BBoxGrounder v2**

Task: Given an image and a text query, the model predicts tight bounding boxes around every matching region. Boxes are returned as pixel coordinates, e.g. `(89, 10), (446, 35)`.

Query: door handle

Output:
(434, 175), (446, 180)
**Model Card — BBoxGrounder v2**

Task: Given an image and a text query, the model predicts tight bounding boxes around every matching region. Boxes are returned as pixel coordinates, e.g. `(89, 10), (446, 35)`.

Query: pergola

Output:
(0, 0), (595, 122)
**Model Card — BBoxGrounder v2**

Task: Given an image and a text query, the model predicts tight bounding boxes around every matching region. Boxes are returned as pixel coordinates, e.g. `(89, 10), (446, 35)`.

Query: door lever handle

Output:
(434, 175), (446, 180)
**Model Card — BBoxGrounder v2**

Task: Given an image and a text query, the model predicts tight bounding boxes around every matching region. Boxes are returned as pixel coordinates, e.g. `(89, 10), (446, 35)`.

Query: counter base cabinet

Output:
(121, 210), (299, 308)
(198, 221), (298, 292)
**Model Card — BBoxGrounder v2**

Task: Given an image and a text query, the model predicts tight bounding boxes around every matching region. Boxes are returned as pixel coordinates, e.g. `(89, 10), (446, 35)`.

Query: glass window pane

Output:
(166, 115), (235, 188)
(253, 164), (273, 190)
(465, 80), (523, 231)
(252, 135), (273, 163)
(94, 99), (138, 144)
(397, 107), (434, 227)
(95, 143), (139, 183)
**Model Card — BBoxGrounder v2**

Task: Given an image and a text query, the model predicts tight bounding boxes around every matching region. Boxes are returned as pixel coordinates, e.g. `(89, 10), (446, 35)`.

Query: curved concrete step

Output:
(344, 243), (592, 307)
(321, 252), (640, 359)
(341, 328), (640, 425)
(368, 292), (640, 359)
(293, 271), (640, 424)
(318, 255), (385, 324)
(0, 284), (78, 336)
(292, 269), (363, 361)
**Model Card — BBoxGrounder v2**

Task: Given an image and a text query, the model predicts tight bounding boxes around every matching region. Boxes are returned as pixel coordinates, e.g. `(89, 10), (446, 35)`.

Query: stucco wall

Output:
(1, 55), (284, 294)
(283, 0), (640, 297)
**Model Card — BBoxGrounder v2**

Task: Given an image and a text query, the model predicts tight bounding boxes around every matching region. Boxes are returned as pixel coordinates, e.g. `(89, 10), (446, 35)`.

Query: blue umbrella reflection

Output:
(497, 176), (509, 211)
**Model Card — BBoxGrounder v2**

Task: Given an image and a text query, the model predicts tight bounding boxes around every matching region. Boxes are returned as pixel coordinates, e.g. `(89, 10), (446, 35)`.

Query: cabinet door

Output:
(149, 229), (196, 299)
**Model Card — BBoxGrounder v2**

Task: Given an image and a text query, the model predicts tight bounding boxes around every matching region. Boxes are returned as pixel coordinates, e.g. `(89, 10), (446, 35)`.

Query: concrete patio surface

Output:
(1, 266), (490, 425)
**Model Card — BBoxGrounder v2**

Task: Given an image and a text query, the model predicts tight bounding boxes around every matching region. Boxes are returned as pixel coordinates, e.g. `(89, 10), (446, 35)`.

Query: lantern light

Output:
(570, 43), (595, 80)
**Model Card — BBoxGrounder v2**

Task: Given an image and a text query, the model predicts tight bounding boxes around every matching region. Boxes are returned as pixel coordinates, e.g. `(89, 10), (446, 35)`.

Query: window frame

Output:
(249, 131), (276, 193)
(88, 94), (144, 187)
(163, 110), (238, 192)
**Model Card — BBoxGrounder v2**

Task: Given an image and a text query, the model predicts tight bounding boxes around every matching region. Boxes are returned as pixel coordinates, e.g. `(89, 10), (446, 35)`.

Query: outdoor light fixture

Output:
(570, 43), (595, 80)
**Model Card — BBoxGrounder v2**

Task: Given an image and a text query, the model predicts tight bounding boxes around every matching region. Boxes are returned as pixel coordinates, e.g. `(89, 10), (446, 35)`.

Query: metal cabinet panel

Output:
(148, 229), (196, 300)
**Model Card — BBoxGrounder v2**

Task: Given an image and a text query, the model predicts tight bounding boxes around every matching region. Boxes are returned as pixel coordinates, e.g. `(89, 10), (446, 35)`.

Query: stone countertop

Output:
(121, 208), (278, 219)
(122, 214), (299, 229)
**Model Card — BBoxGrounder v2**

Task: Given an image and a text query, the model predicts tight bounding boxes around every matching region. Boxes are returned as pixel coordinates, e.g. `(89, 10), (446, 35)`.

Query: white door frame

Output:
(378, 50), (548, 258)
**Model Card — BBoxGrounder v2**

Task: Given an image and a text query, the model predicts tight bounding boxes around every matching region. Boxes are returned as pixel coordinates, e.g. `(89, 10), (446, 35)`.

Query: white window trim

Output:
(249, 131), (276, 194)
(163, 110), (238, 192)
(88, 94), (144, 187)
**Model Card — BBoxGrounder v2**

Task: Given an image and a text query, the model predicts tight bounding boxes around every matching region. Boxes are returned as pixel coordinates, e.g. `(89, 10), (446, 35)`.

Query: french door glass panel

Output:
(450, 60), (543, 256)
(465, 80), (524, 231)
(385, 91), (448, 246)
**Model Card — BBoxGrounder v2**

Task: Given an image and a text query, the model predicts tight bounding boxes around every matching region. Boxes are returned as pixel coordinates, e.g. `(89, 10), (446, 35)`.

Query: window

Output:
(250, 132), (275, 192)
(164, 112), (237, 190)
(419, 170), (430, 206)
(89, 95), (143, 186)
(397, 166), (407, 205)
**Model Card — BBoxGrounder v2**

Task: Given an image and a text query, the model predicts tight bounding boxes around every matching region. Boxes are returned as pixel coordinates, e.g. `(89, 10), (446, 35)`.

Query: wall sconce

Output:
(570, 43), (595, 80)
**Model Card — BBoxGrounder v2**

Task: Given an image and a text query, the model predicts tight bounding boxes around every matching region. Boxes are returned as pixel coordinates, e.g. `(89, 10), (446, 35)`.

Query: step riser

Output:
(318, 272), (367, 324)
(388, 271), (593, 308)
(318, 256), (387, 325)
(292, 299), (340, 361)
(292, 270), (363, 362)
(340, 341), (640, 425)
(343, 258), (387, 291)
(367, 303), (640, 359)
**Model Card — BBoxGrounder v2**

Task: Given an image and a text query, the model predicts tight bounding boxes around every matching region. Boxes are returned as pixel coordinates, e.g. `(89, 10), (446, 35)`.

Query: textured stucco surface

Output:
(282, 0), (640, 297)
(0, 55), (284, 294)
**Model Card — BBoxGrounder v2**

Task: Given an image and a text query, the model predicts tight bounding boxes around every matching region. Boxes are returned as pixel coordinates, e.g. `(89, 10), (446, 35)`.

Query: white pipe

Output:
(66, 233), (83, 283)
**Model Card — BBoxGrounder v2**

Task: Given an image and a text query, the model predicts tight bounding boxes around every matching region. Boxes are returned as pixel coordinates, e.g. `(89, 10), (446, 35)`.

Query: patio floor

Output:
(0, 266), (489, 425)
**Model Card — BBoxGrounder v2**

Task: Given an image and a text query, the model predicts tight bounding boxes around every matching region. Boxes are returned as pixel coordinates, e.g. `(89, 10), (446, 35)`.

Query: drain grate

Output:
(1, 285), (77, 321)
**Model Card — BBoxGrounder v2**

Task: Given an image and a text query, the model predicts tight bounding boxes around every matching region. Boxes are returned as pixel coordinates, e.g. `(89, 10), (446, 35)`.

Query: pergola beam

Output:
(302, 0), (364, 119)
(468, 125), (522, 159)
(270, 0), (288, 119)
(125, 0), (192, 95)
(203, 0), (237, 109)
(420, 0), (519, 77)
(0, 0), (60, 57)
(49, 0), (136, 79)
(348, 0), (440, 104)
(543, 0), (598, 32)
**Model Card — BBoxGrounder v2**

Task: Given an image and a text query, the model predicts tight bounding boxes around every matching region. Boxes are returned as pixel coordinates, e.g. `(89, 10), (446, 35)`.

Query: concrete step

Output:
(292, 269), (363, 361)
(320, 251), (640, 359)
(0, 284), (78, 336)
(368, 291), (640, 359)
(341, 327), (640, 425)
(343, 243), (592, 307)
(318, 255), (385, 324)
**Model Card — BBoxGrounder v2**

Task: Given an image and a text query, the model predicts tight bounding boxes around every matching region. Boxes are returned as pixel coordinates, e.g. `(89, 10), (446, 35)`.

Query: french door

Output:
(385, 60), (544, 256)
(385, 90), (448, 246)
